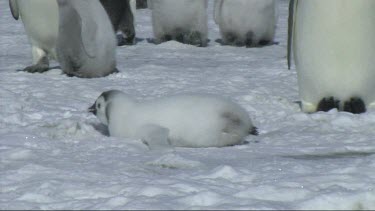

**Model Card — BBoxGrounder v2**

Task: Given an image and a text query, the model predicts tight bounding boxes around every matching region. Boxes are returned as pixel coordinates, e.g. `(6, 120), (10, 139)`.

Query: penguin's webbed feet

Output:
(343, 97), (366, 114)
(22, 64), (49, 73)
(316, 96), (366, 114)
(258, 40), (271, 46)
(224, 32), (240, 46)
(317, 97), (340, 112)
(183, 31), (207, 47)
(117, 32), (135, 46)
(22, 56), (50, 73)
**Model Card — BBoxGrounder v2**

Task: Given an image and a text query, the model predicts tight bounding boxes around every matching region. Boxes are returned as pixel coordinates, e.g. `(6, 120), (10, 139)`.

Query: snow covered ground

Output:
(1, 0), (375, 209)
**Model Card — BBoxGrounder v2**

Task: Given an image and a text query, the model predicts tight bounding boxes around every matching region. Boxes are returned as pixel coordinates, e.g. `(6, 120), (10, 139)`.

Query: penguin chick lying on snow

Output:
(89, 90), (258, 148)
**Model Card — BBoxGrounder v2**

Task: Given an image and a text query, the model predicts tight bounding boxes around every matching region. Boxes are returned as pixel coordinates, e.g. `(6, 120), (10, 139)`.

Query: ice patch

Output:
(17, 193), (54, 203)
(146, 153), (202, 169)
(137, 186), (178, 197)
(170, 183), (201, 193)
(26, 113), (43, 120)
(195, 165), (238, 180)
(63, 188), (114, 200)
(2, 148), (33, 161)
(179, 191), (223, 207)
(39, 119), (101, 141)
(298, 191), (375, 210)
(157, 40), (195, 49)
(235, 185), (310, 202)
(44, 68), (63, 75)
(105, 196), (129, 207)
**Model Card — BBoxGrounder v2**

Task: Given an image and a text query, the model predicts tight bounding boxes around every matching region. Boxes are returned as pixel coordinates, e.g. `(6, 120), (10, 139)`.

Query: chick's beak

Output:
(88, 103), (97, 115)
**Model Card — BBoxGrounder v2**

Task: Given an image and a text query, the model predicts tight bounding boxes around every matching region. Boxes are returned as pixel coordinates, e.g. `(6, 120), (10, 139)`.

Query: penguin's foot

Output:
(317, 97), (340, 112)
(343, 97), (366, 114)
(184, 31), (206, 47)
(23, 64), (49, 73)
(235, 40), (245, 47)
(22, 57), (49, 73)
(111, 68), (120, 74)
(224, 32), (239, 46)
(249, 126), (259, 136)
(117, 32), (135, 46)
(162, 34), (173, 42)
(258, 40), (271, 46)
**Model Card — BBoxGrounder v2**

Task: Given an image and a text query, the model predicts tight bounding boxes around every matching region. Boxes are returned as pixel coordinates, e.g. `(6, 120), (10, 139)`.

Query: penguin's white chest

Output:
(152, 0), (206, 30)
(17, 0), (59, 54)
(218, 0), (276, 40)
(294, 0), (375, 111)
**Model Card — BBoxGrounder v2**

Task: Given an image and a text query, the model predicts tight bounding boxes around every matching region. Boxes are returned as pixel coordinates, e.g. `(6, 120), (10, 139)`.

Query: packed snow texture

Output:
(1, 0), (374, 209)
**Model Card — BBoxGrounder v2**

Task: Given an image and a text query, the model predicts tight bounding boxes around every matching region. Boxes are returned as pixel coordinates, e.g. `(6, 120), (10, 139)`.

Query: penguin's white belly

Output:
(219, 0), (276, 41)
(17, 0), (58, 58)
(294, 0), (375, 111)
(152, 0), (206, 32)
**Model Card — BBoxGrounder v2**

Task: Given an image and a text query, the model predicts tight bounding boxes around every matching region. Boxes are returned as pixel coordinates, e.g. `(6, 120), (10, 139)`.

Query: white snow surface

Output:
(1, 0), (374, 209)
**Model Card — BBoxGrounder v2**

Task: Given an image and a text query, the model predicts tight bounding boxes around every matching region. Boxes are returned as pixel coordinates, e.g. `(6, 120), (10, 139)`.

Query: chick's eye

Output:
(97, 103), (101, 109)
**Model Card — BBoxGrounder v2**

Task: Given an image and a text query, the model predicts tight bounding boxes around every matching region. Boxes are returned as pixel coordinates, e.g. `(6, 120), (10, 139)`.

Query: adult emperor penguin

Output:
(56, 0), (118, 78)
(9, 0), (59, 73)
(214, 0), (277, 47)
(148, 0), (208, 47)
(288, 0), (375, 114)
(100, 0), (137, 46)
(88, 90), (258, 148)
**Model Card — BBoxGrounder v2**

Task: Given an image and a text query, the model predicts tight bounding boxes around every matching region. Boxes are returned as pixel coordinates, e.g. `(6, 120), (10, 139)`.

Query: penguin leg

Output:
(118, 1), (136, 46)
(316, 97), (340, 112)
(343, 97), (366, 114)
(22, 46), (50, 73)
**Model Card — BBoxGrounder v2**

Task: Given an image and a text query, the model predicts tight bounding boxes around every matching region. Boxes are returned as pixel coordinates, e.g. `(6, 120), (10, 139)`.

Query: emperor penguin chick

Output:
(89, 90), (258, 148)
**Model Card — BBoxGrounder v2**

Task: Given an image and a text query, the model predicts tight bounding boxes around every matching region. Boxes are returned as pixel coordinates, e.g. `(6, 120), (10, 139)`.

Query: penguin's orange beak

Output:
(88, 103), (97, 115)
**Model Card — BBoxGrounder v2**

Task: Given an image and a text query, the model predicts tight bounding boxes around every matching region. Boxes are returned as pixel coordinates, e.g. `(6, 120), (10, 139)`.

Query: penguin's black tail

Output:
(249, 126), (259, 136)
